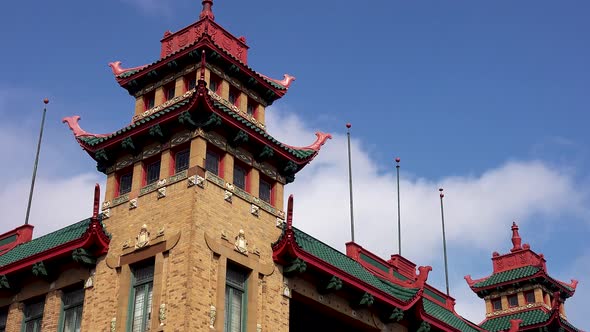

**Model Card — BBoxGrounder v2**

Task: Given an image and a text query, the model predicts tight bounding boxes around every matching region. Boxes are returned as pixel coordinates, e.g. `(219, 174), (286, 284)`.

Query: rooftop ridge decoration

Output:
(283, 132), (333, 152)
(108, 61), (148, 77)
(62, 116), (111, 138)
(258, 73), (296, 89)
(199, 0), (214, 20)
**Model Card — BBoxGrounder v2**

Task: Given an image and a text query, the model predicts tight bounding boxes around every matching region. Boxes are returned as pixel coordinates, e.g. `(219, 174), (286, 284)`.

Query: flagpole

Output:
(346, 123), (355, 242)
(439, 188), (450, 296)
(395, 157), (401, 255)
(24, 99), (49, 225)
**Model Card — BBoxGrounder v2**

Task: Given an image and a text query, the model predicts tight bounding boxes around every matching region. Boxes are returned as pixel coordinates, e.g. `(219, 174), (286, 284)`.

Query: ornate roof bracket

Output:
(121, 137), (136, 153)
(178, 111), (197, 129)
(0, 275), (10, 289)
(416, 321), (431, 332)
(149, 124), (167, 143)
(386, 308), (404, 322)
(317, 276), (343, 294)
(257, 146), (274, 161)
(283, 258), (306, 277)
(351, 292), (375, 308)
(230, 130), (249, 147)
(72, 248), (97, 266)
(31, 261), (49, 278)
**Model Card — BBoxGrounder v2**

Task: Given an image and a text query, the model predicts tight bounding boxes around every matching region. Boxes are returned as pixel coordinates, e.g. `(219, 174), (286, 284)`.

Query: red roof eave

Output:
(0, 220), (110, 276)
(272, 232), (422, 311)
(75, 90), (315, 166)
(117, 38), (285, 100)
(470, 271), (575, 297)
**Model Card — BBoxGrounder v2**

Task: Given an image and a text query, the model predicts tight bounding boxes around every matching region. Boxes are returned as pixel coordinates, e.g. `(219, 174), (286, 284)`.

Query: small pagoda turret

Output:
(465, 223), (582, 331)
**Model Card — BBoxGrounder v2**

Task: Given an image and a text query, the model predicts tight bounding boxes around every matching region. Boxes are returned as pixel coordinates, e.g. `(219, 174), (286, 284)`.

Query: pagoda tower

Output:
(465, 223), (582, 331)
(62, 1), (330, 330)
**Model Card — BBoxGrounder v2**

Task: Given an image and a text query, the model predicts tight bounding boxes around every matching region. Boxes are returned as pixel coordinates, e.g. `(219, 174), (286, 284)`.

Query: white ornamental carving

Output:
(129, 199), (138, 210)
(157, 187), (167, 199)
(234, 229), (248, 255)
(251, 204), (260, 216)
(224, 190), (233, 202)
(276, 218), (285, 228)
(209, 305), (217, 329)
(102, 209), (111, 219)
(135, 224), (150, 249)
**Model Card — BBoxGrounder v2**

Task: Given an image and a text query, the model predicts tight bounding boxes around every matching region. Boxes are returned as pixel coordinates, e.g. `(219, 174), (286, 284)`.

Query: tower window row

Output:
(141, 72), (259, 120)
(115, 144), (276, 205)
(1, 287), (85, 332)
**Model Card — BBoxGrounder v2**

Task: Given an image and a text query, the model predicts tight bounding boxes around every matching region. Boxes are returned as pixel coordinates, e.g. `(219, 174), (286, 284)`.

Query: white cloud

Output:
(267, 107), (587, 262)
(266, 106), (589, 324)
(1, 175), (102, 237)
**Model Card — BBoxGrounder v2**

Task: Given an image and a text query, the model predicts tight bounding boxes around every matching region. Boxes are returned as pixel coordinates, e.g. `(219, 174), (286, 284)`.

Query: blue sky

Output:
(0, 0), (588, 327)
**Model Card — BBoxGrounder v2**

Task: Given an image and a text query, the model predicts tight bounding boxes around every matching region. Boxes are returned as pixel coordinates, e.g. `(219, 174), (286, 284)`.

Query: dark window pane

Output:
(209, 78), (218, 93)
(0, 308), (7, 331)
(508, 294), (518, 307)
(492, 298), (502, 311)
(247, 102), (255, 116)
(233, 165), (246, 190)
(229, 90), (237, 105)
(146, 161), (161, 185)
(187, 77), (196, 90)
(206, 150), (219, 175)
(63, 289), (84, 307)
(259, 179), (272, 203)
(119, 172), (133, 195)
(24, 300), (44, 332)
(175, 149), (190, 173)
(525, 291), (535, 303)
(166, 85), (175, 101)
(145, 93), (155, 109)
(225, 264), (247, 332)
(131, 264), (154, 332)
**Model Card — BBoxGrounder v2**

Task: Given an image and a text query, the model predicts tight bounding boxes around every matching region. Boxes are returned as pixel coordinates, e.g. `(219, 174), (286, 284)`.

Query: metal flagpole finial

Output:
(439, 187), (450, 296)
(395, 157), (401, 255)
(346, 123), (355, 242)
(24, 99), (49, 225)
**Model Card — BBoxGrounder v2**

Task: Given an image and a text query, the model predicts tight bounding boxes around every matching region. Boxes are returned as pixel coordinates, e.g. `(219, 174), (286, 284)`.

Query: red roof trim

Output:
(469, 270), (575, 297)
(0, 219), (110, 276)
(71, 88), (318, 165)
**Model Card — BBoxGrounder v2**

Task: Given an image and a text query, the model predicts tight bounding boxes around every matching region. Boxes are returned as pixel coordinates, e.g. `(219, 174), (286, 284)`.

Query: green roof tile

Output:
(78, 96), (317, 162)
(292, 228), (419, 302)
(0, 219), (91, 268)
(480, 309), (551, 331)
(423, 299), (480, 331)
(473, 266), (541, 288)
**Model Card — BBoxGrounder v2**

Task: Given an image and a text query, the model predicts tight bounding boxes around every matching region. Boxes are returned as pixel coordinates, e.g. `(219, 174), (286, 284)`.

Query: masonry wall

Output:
(82, 140), (290, 332)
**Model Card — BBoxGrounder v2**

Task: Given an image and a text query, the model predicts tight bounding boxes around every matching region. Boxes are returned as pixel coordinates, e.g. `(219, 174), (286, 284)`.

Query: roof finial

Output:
(200, 0), (215, 20)
(510, 221), (522, 252)
(92, 183), (100, 221)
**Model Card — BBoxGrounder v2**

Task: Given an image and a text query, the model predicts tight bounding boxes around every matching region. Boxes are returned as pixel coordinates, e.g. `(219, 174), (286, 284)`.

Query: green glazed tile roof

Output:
(210, 100), (316, 159)
(78, 96), (316, 161)
(423, 299), (480, 332)
(292, 227), (419, 302)
(473, 266), (541, 288)
(0, 219), (91, 269)
(78, 99), (191, 146)
(480, 309), (551, 331)
(117, 37), (287, 91)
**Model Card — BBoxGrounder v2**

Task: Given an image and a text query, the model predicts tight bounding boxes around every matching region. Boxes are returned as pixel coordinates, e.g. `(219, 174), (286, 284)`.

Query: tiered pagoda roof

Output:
(273, 195), (483, 332)
(465, 223), (582, 332)
(63, 0), (330, 179)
